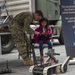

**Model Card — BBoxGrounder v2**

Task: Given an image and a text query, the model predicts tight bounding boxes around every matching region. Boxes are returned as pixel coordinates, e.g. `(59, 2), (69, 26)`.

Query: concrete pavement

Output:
(0, 42), (75, 75)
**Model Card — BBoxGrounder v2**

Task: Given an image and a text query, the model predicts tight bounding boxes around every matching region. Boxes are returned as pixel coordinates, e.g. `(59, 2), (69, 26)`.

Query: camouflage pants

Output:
(9, 12), (34, 60)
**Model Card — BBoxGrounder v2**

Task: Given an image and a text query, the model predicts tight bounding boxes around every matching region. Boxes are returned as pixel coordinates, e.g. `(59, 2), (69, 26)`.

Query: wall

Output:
(0, 0), (35, 16)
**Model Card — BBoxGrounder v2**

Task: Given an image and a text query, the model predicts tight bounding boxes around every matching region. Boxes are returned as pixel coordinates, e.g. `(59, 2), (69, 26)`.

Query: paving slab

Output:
(0, 44), (75, 75)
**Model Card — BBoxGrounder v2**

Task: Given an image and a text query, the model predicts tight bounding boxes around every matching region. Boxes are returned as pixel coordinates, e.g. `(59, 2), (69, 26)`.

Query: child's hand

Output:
(42, 32), (45, 34)
(35, 31), (40, 34)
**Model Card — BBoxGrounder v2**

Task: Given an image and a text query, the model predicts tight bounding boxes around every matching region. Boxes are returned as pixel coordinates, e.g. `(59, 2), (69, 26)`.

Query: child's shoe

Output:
(41, 56), (44, 63)
(50, 59), (54, 64)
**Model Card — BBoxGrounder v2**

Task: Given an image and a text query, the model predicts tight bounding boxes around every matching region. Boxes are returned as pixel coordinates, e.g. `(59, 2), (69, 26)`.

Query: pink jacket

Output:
(33, 26), (52, 43)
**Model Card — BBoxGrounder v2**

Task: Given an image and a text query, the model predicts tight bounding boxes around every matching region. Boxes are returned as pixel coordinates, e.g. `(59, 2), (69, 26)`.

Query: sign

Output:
(60, 0), (75, 59)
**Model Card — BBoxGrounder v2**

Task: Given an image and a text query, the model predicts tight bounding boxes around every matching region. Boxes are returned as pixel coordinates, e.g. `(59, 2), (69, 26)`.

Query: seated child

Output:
(34, 17), (52, 63)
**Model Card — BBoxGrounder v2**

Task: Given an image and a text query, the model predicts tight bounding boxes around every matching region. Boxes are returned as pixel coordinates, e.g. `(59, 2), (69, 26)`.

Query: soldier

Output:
(32, 10), (44, 24)
(8, 12), (35, 66)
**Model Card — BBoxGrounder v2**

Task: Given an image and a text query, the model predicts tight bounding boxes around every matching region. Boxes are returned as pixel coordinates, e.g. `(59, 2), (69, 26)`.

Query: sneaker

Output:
(41, 56), (44, 63)
(50, 59), (54, 64)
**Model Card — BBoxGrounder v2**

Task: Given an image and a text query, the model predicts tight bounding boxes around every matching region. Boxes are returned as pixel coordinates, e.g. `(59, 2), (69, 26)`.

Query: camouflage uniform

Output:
(9, 12), (34, 65)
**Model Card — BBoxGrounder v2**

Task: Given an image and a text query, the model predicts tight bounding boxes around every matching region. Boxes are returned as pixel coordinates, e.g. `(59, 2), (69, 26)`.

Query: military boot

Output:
(24, 57), (34, 66)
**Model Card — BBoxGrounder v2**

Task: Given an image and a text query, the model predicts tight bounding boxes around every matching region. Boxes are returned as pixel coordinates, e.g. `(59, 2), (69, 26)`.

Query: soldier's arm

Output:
(24, 16), (34, 35)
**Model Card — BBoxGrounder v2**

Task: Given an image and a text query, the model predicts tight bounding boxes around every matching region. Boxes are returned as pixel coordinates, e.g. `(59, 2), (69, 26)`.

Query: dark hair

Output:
(39, 17), (49, 28)
(35, 10), (43, 18)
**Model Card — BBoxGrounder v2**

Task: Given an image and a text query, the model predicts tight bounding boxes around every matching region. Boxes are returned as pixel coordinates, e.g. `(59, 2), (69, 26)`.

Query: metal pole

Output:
(0, 36), (2, 55)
